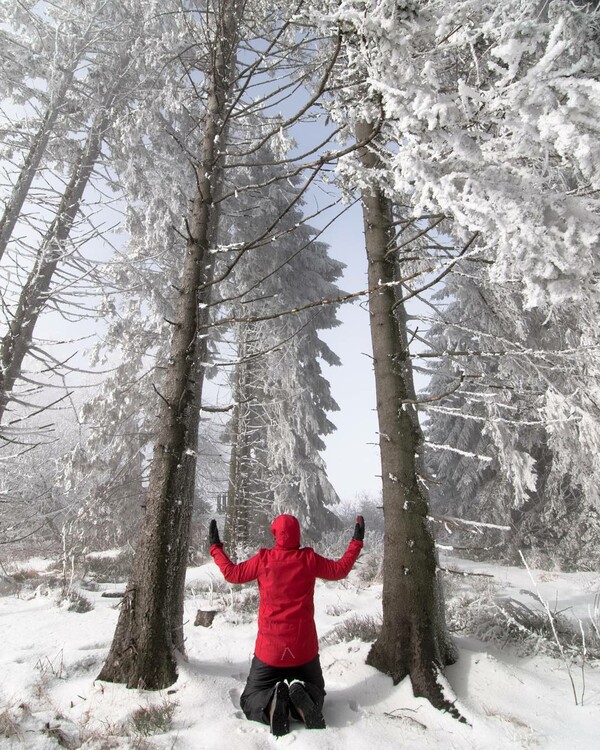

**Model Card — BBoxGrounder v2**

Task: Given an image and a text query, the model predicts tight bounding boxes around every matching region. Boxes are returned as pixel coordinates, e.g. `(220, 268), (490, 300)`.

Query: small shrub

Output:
(65, 589), (94, 613)
(322, 614), (381, 645)
(77, 712), (124, 749)
(42, 722), (76, 748)
(220, 588), (259, 625)
(79, 579), (100, 592)
(0, 706), (22, 740)
(356, 553), (382, 584)
(130, 700), (177, 736)
(33, 674), (51, 700)
(444, 573), (600, 659)
(316, 531), (348, 559)
(129, 736), (161, 750)
(0, 577), (20, 596)
(497, 596), (600, 659)
(325, 603), (352, 617)
(444, 576), (554, 651)
(1, 569), (63, 597)
(233, 588), (259, 614)
(35, 651), (65, 679)
(445, 575), (499, 637)
(85, 550), (134, 583)
(32, 576), (64, 596)
(10, 568), (41, 583)
(185, 578), (229, 601)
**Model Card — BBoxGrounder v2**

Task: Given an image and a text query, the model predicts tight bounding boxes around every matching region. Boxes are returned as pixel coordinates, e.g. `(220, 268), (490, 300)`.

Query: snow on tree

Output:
(297, 0), (463, 716)
(97, 0), (349, 689)
(424, 269), (600, 569)
(63, 3), (206, 550)
(0, 0), (167, 431)
(366, 0), (600, 568)
(311, 0), (600, 538)
(220, 149), (344, 547)
(334, 0), (600, 308)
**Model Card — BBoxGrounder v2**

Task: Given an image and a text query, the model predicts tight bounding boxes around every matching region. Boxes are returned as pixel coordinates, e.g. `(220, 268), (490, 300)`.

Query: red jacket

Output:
(210, 514), (363, 667)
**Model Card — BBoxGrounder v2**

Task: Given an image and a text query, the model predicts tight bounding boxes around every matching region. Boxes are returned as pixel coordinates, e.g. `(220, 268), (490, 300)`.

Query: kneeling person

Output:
(209, 513), (364, 736)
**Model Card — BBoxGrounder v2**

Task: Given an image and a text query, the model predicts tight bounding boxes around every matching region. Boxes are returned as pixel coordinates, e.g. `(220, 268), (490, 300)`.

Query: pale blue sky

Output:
(319, 202), (382, 504)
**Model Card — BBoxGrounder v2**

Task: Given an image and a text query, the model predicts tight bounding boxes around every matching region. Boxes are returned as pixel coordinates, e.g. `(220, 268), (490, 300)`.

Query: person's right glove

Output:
(353, 514), (365, 541)
(208, 519), (221, 546)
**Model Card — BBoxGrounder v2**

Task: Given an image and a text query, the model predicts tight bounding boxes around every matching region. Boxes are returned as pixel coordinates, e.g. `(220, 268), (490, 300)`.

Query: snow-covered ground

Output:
(1, 554), (599, 749)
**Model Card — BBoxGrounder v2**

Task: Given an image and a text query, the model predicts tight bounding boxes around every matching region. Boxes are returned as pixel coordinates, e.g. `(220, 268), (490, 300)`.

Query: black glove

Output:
(353, 515), (365, 542)
(208, 519), (221, 546)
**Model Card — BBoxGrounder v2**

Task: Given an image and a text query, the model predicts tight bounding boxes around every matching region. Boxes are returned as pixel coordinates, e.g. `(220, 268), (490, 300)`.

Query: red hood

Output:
(270, 514), (301, 549)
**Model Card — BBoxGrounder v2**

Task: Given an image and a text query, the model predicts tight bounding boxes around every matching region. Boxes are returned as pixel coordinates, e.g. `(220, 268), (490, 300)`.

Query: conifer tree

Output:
(97, 0), (347, 688)
(304, 0), (461, 711)
(0, 0), (162, 428)
(221, 157), (344, 546)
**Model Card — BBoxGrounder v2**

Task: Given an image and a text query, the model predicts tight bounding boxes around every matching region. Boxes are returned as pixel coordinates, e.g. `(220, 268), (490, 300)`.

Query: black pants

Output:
(240, 654), (326, 725)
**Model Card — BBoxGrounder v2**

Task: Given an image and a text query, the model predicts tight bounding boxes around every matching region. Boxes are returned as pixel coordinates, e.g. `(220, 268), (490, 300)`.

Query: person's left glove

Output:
(208, 519), (221, 546)
(353, 515), (365, 542)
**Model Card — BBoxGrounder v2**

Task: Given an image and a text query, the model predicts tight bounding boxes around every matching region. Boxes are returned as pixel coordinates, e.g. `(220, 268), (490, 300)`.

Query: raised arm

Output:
(208, 519), (260, 584)
(314, 515), (364, 581)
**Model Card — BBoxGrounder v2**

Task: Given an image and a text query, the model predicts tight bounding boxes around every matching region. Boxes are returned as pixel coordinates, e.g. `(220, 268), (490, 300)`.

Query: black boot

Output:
(269, 681), (290, 737)
(288, 681), (326, 729)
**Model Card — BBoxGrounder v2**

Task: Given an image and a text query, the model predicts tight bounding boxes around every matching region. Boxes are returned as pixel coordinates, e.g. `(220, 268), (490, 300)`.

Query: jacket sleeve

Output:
(314, 538), (363, 581)
(210, 544), (260, 584)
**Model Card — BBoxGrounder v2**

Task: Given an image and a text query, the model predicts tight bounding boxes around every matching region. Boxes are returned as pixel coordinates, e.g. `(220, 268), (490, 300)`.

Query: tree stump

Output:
(194, 609), (217, 627)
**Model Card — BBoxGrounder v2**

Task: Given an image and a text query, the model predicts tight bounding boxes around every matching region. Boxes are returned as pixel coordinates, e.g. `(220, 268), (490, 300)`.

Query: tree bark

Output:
(224, 327), (252, 552)
(97, 0), (241, 690)
(224, 323), (273, 551)
(355, 120), (460, 717)
(168, 308), (209, 654)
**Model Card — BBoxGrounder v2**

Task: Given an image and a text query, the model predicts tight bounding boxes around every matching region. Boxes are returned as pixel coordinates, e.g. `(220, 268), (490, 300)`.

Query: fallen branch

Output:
(439, 567), (495, 578)
(383, 709), (427, 729)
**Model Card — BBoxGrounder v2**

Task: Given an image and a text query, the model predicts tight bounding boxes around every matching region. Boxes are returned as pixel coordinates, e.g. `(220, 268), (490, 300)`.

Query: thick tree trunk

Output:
(0, 101), (113, 424)
(355, 120), (460, 716)
(98, 0), (241, 690)
(96, 189), (214, 689)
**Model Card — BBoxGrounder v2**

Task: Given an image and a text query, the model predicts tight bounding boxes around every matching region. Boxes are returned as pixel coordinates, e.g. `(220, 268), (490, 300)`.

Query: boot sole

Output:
(270, 682), (290, 737)
(289, 685), (326, 729)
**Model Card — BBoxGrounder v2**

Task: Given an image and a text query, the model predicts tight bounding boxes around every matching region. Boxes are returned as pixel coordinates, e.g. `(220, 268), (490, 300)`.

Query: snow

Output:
(1, 556), (599, 748)
(84, 550), (124, 561)
(8, 557), (57, 572)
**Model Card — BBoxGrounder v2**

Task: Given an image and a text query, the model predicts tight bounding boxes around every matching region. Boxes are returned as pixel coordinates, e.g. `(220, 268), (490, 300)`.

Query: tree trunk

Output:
(224, 393), (244, 552)
(355, 120), (460, 717)
(0, 99), (114, 424)
(224, 323), (273, 550)
(224, 331), (251, 553)
(97, 0), (241, 690)
(168, 309), (210, 654)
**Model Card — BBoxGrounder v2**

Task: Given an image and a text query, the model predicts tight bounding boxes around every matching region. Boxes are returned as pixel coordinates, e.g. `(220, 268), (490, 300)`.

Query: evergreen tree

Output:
(0, 0), (171, 429)
(305, 0), (461, 713)
(313, 0), (600, 558)
(424, 271), (600, 569)
(221, 155), (344, 546)
(97, 0), (347, 689)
